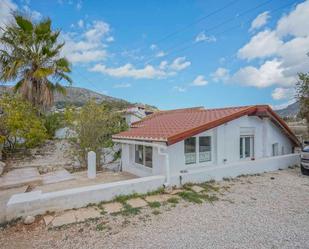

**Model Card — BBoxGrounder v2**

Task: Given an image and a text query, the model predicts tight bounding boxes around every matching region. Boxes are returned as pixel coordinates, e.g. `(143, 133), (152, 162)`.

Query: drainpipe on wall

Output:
(158, 147), (170, 187)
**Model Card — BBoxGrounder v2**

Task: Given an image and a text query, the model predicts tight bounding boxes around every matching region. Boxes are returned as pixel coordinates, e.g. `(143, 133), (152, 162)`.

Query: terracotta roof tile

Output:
(113, 105), (299, 146)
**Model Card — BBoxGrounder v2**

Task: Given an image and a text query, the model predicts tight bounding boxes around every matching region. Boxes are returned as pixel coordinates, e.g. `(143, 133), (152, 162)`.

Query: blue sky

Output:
(1, 0), (309, 110)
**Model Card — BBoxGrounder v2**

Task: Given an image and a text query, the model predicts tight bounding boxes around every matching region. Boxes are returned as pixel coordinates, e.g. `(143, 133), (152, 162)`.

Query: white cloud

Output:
(249, 11), (270, 31)
(85, 21), (110, 42)
(195, 31), (216, 43)
(113, 83), (131, 88)
(276, 0), (309, 37)
(22, 5), (42, 21)
(155, 51), (166, 58)
(90, 57), (191, 79)
(150, 44), (157, 50)
(192, 75), (208, 86)
(76, 0), (82, 10)
(232, 59), (295, 88)
(62, 20), (111, 64)
(173, 86), (186, 92)
(271, 87), (295, 100)
(106, 36), (114, 42)
(0, 0), (17, 28)
(77, 19), (84, 28)
(169, 57), (191, 71)
(90, 64), (167, 79)
(67, 50), (107, 63)
(237, 30), (282, 60)
(211, 67), (230, 82)
(159, 61), (168, 70)
(226, 1), (309, 90)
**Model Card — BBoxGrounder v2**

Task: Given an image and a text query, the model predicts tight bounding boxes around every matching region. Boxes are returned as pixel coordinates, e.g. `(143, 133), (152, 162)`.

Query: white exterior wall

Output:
(167, 115), (293, 177)
(6, 175), (165, 220)
(121, 143), (166, 177)
(120, 115), (295, 180)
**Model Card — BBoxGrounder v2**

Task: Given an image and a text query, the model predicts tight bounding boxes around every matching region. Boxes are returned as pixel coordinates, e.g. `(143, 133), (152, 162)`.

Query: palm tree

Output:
(0, 14), (72, 109)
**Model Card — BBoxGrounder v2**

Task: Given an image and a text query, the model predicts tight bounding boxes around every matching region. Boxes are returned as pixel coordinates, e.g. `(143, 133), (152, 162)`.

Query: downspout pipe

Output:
(158, 147), (170, 187)
(113, 139), (170, 187)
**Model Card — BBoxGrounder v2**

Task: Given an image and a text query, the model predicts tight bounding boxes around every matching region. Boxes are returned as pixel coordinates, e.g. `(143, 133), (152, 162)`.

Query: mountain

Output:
(276, 102), (300, 118)
(0, 85), (157, 111)
(53, 86), (130, 109)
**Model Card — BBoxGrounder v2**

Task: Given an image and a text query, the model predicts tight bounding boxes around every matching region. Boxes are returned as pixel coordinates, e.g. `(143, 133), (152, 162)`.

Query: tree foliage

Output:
(0, 94), (47, 151)
(0, 14), (72, 109)
(42, 112), (65, 139)
(66, 100), (127, 168)
(296, 73), (309, 133)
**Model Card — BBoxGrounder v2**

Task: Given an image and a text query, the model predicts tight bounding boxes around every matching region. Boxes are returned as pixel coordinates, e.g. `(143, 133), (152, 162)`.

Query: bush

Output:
(65, 99), (128, 169)
(42, 112), (65, 138)
(0, 94), (47, 151)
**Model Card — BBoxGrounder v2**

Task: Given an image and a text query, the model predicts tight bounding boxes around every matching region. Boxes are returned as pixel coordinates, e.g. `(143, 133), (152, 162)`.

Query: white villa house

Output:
(113, 105), (300, 186)
(122, 105), (147, 126)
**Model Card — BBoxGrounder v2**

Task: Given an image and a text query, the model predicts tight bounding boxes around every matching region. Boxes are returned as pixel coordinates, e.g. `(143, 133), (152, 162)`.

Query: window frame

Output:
(199, 136), (211, 163)
(240, 135), (254, 159)
(134, 145), (153, 168)
(272, 143), (279, 156)
(184, 137), (196, 165)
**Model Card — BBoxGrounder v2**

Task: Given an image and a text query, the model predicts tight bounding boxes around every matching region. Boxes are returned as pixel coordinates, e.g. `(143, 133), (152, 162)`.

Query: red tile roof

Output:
(113, 105), (299, 146)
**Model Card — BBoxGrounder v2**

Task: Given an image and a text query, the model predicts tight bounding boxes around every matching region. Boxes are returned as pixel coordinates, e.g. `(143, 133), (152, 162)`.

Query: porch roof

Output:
(112, 105), (299, 146)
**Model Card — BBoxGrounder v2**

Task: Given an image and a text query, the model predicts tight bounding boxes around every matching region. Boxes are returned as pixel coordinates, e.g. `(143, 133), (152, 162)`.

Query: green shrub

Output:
(42, 112), (64, 138)
(0, 94), (47, 150)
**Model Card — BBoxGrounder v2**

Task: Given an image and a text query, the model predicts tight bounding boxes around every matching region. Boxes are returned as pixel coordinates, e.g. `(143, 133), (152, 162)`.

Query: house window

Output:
(199, 136), (211, 162)
(281, 146), (284, 155)
(145, 146), (153, 168)
(185, 137), (196, 164)
(240, 136), (254, 159)
(135, 145), (153, 168)
(272, 143), (279, 156)
(135, 145), (143, 164)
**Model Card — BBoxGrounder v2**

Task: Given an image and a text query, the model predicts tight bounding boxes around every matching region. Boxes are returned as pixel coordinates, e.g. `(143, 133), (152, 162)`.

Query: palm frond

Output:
(33, 67), (54, 79)
(15, 15), (33, 32)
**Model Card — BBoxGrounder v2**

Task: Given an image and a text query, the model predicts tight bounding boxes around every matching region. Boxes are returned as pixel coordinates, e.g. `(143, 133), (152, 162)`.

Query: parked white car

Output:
(301, 146), (309, 175)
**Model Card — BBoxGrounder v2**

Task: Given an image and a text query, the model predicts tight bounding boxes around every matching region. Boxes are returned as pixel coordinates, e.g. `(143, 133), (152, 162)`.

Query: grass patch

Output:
(152, 210), (161, 215)
(201, 194), (219, 203)
(96, 223), (110, 231)
(199, 182), (220, 192)
(120, 203), (141, 216)
(179, 190), (219, 204)
(148, 201), (161, 208)
(145, 187), (165, 196)
(114, 193), (141, 204)
(178, 191), (203, 204)
(167, 197), (179, 204)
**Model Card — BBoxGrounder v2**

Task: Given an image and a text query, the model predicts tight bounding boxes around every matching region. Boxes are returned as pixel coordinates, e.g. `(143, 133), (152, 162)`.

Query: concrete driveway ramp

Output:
(0, 168), (42, 190)
(42, 169), (75, 185)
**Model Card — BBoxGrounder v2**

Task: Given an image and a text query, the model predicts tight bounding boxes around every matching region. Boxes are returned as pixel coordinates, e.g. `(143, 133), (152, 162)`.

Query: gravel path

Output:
(0, 167), (308, 249)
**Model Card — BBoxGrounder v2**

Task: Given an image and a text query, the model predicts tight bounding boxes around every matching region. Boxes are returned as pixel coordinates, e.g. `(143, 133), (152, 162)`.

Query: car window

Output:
(302, 146), (309, 152)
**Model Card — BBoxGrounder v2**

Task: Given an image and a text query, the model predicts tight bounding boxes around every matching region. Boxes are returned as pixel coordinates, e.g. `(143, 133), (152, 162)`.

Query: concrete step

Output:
(0, 168), (42, 190)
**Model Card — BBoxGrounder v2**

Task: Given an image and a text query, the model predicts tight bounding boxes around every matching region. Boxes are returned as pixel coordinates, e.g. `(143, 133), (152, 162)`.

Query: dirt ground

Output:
(0, 167), (308, 249)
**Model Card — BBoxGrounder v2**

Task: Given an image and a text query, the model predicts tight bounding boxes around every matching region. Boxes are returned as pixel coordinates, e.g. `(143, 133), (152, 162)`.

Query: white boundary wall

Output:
(171, 153), (300, 185)
(6, 175), (165, 220)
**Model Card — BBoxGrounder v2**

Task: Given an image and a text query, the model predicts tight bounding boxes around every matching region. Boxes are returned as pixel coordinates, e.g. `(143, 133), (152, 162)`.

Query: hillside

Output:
(0, 85), (159, 112)
(276, 102), (299, 118)
(53, 86), (130, 109)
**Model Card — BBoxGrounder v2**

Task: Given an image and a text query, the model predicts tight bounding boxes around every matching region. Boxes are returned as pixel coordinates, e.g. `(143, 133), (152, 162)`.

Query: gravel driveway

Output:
(0, 167), (308, 249)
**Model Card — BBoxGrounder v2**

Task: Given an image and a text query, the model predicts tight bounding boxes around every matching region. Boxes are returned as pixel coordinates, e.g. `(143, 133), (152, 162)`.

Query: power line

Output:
(143, 0), (296, 65)
(150, 0), (239, 46)
(143, 0), (275, 65)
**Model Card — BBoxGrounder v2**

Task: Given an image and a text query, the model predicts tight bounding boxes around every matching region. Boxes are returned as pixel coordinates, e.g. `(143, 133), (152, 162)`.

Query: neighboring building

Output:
(113, 105), (300, 185)
(122, 105), (148, 126)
